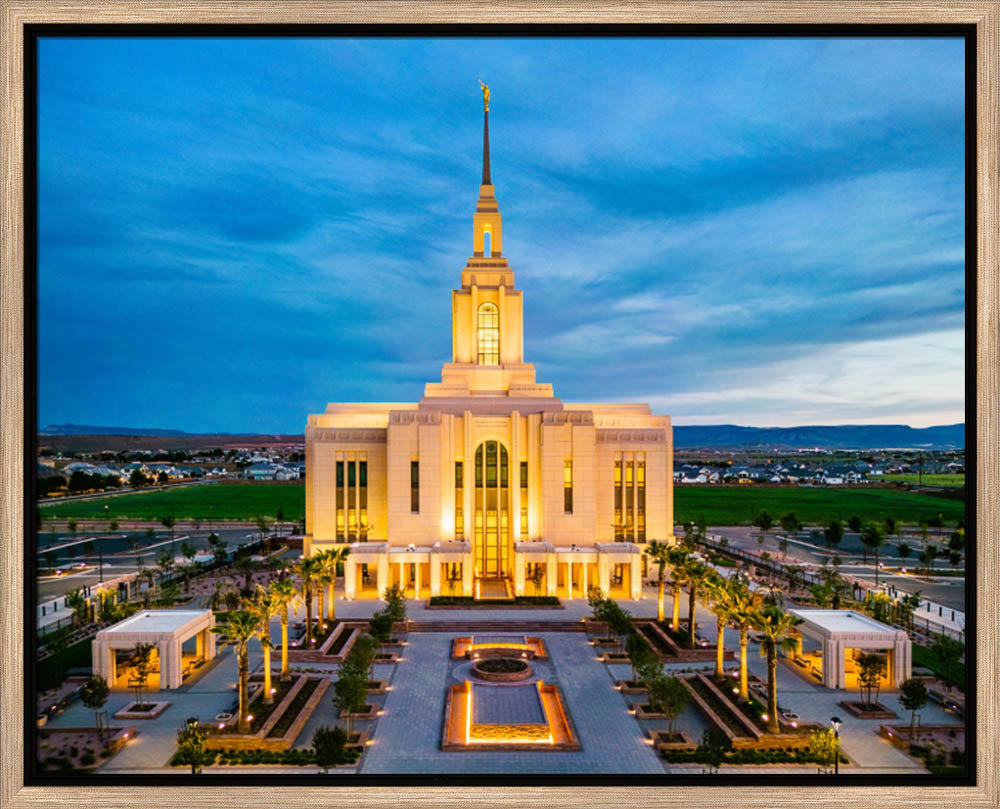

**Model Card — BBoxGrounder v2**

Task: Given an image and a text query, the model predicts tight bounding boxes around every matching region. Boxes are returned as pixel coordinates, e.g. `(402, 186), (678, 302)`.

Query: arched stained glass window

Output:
(477, 302), (499, 365)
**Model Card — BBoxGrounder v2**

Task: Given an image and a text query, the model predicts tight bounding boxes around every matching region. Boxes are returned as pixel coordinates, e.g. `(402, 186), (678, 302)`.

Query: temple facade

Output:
(305, 92), (674, 600)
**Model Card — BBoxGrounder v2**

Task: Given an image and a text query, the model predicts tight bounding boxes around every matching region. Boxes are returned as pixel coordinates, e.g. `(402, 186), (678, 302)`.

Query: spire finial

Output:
(478, 80), (491, 185)
(477, 78), (489, 112)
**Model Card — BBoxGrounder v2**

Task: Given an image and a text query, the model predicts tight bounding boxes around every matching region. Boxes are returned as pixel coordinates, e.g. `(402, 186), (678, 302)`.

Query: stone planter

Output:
(616, 680), (647, 695)
(839, 700), (898, 719)
(339, 703), (380, 721)
(114, 701), (170, 719)
(649, 729), (697, 751)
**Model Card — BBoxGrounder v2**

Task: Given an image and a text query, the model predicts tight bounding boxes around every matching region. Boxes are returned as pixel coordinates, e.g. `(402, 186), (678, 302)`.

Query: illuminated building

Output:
(305, 88), (674, 599)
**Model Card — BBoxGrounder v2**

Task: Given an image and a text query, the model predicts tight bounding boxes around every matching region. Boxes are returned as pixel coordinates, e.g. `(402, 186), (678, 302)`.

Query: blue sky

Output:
(37, 36), (966, 433)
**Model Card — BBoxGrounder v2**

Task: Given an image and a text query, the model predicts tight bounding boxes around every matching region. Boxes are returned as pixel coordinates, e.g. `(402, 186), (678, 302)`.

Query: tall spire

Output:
(482, 108), (492, 185)
(478, 79), (491, 185)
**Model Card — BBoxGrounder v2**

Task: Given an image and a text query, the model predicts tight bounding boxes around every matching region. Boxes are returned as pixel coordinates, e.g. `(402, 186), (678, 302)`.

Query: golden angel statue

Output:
(478, 78), (490, 112)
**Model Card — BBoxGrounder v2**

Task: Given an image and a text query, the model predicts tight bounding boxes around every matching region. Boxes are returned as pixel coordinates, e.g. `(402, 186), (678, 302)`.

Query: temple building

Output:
(305, 88), (674, 600)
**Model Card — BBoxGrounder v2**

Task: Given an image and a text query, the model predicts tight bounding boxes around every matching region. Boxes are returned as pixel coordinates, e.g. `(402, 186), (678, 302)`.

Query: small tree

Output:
(697, 728), (731, 774)
(333, 668), (367, 734)
(824, 519), (844, 548)
(647, 675), (689, 736)
(529, 564), (545, 598)
(312, 725), (348, 773)
(587, 586), (607, 636)
(382, 583), (407, 626)
(446, 563), (462, 600)
(855, 651), (886, 709)
(132, 642), (155, 709)
(345, 632), (378, 683)
(898, 541), (912, 560)
(808, 727), (840, 772)
(80, 674), (109, 740)
(899, 677), (930, 739)
(369, 610), (394, 656)
(625, 631), (656, 682)
(752, 510), (773, 534)
(175, 719), (209, 774)
(779, 513), (800, 534)
(161, 515), (176, 552)
(605, 600), (633, 653)
(65, 589), (87, 627)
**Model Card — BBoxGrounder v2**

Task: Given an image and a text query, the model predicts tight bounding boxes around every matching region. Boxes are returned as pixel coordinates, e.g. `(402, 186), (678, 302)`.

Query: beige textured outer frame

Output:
(0, 2), (996, 807)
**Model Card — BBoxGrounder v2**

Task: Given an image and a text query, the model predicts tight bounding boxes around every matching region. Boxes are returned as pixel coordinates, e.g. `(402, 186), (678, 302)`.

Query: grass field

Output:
(880, 474), (966, 488)
(673, 485), (964, 526)
(39, 482), (306, 522)
(39, 481), (965, 528)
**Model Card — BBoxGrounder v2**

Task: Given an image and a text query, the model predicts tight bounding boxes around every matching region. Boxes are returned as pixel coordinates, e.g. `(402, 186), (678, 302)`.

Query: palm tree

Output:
(750, 603), (804, 733)
(731, 577), (765, 700)
(666, 548), (690, 632)
(683, 558), (713, 649)
(705, 572), (740, 680)
(292, 555), (322, 647)
(211, 610), (258, 734)
(321, 546), (350, 621)
(644, 541), (673, 622)
(156, 551), (174, 585)
(314, 562), (331, 635)
(65, 588), (87, 627)
(249, 587), (280, 705)
(268, 577), (296, 682)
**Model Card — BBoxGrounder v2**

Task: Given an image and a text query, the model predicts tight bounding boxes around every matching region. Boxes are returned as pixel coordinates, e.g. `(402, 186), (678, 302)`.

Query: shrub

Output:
(80, 752), (96, 766)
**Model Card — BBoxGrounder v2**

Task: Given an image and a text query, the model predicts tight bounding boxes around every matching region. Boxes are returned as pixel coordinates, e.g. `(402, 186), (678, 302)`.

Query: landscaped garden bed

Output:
(203, 675), (329, 751)
(662, 747), (848, 766)
(472, 657), (532, 682)
(171, 746), (362, 768)
(427, 596), (561, 608)
(616, 679), (647, 695)
(683, 676), (756, 740)
(365, 680), (389, 694)
(37, 726), (135, 773)
(268, 679), (322, 737)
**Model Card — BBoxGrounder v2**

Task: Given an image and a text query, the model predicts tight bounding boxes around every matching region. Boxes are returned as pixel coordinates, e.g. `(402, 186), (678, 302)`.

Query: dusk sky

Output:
(37, 36), (966, 434)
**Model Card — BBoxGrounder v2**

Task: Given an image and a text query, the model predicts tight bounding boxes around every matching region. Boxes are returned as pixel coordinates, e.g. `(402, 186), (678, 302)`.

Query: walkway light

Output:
(830, 716), (843, 774)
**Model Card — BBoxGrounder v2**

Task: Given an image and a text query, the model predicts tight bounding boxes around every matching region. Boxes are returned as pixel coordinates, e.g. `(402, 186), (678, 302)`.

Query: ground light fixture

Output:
(830, 716), (843, 775)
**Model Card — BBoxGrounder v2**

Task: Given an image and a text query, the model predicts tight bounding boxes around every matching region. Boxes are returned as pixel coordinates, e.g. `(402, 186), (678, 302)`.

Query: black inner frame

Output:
(20, 22), (978, 788)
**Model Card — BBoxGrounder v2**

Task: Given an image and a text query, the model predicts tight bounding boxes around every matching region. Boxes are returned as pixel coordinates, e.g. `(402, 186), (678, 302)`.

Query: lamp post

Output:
(99, 505), (107, 584)
(830, 716), (843, 774)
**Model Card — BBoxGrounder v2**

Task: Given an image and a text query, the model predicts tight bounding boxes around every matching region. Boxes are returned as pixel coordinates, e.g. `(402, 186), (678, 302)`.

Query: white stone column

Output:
(205, 626), (216, 660)
(345, 558), (357, 599)
(546, 552), (557, 597)
(462, 555), (473, 597)
(430, 557), (441, 597)
(196, 629), (205, 658)
(598, 554), (611, 596)
(376, 554), (389, 599)
(581, 561), (589, 596)
(566, 560), (574, 600)
(398, 562), (406, 596)
(630, 554), (641, 599)
(513, 553), (526, 596)
(511, 411), (521, 541)
(160, 640), (179, 690)
(414, 562), (422, 598)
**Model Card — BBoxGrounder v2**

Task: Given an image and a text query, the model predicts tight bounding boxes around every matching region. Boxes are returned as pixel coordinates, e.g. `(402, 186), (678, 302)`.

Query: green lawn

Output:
(675, 486), (964, 527)
(880, 474), (966, 488)
(39, 482), (305, 522)
(39, 481), (965, 528)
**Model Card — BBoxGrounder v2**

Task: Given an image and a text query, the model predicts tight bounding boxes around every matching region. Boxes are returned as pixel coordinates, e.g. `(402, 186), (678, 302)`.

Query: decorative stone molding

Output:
(597, 429), (667, 442)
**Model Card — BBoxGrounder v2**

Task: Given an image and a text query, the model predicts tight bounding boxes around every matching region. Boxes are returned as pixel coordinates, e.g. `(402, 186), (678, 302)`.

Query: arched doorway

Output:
(473, 440), (510, 579)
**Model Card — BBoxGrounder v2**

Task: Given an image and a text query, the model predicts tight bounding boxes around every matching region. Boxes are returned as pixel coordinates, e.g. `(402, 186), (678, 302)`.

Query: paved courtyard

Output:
(39, 586), (965, 775)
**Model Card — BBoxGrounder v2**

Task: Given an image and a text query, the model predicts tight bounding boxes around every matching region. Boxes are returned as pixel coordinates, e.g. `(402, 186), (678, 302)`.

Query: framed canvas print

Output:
(1, 3), (997, 809)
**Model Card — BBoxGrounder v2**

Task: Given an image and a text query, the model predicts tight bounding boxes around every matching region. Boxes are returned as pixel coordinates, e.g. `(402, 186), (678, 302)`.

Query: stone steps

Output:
(402, 620), (586, 633)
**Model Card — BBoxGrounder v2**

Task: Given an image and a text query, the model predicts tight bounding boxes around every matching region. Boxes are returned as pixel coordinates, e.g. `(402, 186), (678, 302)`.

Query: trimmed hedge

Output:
(170, 746), (361, 767)
(663, 748), (848, 765)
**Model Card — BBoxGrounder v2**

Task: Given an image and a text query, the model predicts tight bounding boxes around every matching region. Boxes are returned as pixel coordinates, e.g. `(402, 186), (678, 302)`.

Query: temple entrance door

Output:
(485, 511), (499, 577)
(473, 440), (510, 580)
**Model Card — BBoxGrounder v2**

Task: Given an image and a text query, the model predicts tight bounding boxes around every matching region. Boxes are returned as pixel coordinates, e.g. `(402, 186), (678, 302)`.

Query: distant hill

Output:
(673, 423), (965, 450)
(39, 422), (964, 451)
(40, 424), (192, 437)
